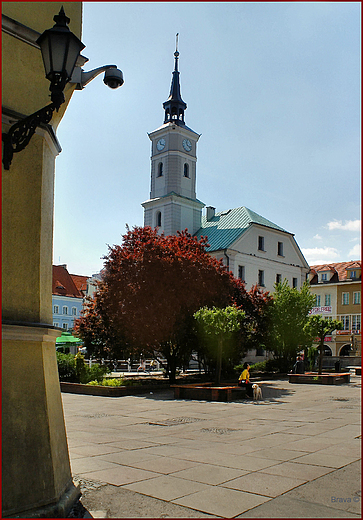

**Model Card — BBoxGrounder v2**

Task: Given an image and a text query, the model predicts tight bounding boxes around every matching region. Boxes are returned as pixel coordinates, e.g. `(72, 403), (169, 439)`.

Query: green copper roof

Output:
(194, 206), (289, 251)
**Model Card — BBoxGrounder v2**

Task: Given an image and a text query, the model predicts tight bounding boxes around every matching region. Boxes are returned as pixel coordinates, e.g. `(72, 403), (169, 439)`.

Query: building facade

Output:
(142, 47), (309, 293)
(309, 261), (361, 357)
(52, 265), (87, 330)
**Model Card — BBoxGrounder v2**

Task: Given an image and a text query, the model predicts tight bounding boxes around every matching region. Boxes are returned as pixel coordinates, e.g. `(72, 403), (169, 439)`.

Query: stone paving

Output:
(62, 376), (361, 518)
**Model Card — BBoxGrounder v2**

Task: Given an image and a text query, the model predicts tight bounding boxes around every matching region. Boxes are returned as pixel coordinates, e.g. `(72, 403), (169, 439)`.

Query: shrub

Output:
(234, 359), (280, 374)
(56, 352), (77, 382)
(56, 351), (110, 383)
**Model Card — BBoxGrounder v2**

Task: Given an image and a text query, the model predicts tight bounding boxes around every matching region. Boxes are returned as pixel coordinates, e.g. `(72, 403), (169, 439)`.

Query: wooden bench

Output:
(171, 382), (247, 402)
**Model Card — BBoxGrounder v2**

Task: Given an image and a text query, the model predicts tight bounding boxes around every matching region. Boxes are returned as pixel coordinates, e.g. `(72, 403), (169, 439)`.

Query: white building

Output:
(142, 46), (309, 293)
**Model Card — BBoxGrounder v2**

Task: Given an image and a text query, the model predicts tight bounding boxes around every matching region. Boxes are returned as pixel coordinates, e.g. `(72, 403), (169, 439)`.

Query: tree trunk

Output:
(215, 337), (223, 386)
(318, 337), (324, 375)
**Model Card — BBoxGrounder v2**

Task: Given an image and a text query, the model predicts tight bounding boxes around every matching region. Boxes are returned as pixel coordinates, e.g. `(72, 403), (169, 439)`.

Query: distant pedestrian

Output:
(127, 358), (131, 372)
(137, 359), (146, 372)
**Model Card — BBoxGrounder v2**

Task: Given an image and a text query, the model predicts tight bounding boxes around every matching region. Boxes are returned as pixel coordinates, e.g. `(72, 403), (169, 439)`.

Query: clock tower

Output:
(142, 39), (204, 235)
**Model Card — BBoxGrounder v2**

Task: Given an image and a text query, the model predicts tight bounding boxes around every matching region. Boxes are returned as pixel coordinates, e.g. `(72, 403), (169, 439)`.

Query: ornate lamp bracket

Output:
(2, 102), (56, 170)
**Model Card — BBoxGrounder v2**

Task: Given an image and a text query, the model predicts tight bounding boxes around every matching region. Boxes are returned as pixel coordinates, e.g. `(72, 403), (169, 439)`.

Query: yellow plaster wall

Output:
(2, 328), (72, 515)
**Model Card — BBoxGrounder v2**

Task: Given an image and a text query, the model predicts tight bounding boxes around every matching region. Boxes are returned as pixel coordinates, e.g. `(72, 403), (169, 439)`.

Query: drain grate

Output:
(80, 413), (112, 419)
(148, 417), (204, 427)
(201, 427), (241, 435)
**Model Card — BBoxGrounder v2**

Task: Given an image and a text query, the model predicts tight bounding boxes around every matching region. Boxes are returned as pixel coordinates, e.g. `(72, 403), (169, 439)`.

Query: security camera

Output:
(103, 68), (124, 89)
(70, 64), (124, 90)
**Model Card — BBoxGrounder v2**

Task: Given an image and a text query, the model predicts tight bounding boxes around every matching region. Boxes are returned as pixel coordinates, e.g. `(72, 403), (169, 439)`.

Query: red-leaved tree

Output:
(74, 226), (272, 382)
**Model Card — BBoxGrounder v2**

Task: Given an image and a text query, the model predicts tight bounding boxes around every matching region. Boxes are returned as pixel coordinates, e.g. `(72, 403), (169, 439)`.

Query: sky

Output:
(53, 1), (361, 276)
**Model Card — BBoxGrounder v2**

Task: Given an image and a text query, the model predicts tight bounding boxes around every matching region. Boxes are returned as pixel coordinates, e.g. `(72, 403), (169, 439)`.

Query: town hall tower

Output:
(142, 38), (204, 235)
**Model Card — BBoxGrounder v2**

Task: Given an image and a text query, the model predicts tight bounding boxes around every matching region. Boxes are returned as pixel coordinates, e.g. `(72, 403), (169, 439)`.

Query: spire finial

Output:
(175, 33), (179, 54)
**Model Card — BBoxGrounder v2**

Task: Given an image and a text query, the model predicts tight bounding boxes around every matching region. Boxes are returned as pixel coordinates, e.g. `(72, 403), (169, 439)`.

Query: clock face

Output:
(156, 138), (166, 151)
(183, 139), (192, 152)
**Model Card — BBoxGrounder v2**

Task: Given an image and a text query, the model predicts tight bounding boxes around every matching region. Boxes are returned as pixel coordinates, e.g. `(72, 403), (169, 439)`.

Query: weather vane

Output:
(175, 33), (179, 56)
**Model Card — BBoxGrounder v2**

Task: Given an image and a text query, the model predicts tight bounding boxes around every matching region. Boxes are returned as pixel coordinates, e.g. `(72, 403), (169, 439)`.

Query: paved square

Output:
(62, 376), (361, 518)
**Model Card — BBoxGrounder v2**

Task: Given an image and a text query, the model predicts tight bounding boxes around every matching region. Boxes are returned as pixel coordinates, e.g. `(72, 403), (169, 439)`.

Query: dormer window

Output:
(321, 273), (328, 281)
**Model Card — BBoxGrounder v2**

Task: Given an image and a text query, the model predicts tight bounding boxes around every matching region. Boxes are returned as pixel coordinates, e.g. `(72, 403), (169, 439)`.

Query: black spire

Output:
(163, 34), (187, 125)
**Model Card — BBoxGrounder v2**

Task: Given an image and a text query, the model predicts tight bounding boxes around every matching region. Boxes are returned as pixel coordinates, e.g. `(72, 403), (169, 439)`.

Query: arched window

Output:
(165, 109), (170, 120)
(157, 162), (163, 177)
(171, 107), (177, 120)
(156, 211), (162, 227)
(183, 163), (189, 178)
(340, 344), (352, 357)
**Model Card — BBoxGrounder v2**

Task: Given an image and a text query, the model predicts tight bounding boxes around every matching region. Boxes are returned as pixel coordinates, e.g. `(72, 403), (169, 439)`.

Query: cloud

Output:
(327, 219), (361, 232)
(348, 243), (361, 260)
(302, 247), (340, 266)
(313, 234), (322, 240)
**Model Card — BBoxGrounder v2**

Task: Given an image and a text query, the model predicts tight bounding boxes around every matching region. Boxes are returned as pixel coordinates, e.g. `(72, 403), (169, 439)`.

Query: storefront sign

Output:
(309, 306), (332, 315)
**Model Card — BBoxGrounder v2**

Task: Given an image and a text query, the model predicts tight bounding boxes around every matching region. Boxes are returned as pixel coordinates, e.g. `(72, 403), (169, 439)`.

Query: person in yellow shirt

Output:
(238, 362), (253, 398)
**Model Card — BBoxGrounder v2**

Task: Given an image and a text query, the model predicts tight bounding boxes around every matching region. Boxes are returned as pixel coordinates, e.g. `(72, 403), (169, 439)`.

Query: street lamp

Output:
(36, 6), (85, 110)
(2, 7), (84, 170)
(2, 6), (123, 170)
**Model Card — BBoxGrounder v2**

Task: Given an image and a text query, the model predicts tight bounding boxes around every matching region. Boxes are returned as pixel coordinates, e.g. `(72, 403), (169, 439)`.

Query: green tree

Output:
(305, 315), (343, 374)
(268, 280), (316, 372)
(194, 306), (245, 385)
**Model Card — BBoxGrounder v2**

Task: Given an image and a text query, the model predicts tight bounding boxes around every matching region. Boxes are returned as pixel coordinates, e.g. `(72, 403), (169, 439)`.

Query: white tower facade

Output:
(142, 42), (204, 235)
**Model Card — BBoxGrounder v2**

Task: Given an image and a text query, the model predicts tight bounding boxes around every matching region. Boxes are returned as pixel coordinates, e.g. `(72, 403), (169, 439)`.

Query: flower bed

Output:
(60, 381), (169, 397)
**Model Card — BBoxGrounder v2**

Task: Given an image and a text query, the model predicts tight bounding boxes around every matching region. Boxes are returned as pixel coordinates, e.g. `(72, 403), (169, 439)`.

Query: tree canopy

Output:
(194, 306), (245, 384)
(305, 315), (343, 374)
(268, 280), (316, 371)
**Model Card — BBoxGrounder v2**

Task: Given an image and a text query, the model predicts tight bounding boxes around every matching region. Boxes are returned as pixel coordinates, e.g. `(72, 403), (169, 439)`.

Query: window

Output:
(292, 278), (298, 288)
(258, 270), (265, 287)
(342, 293), (349, 305)
(62, 323), (68, 330)
(325, 294), (331, 306)
(353, 292), (361, 304)
(276, 274), (282, 284)
(156, 211), (162, 227)
(352, 315), (361, 331)
(349, 270), (357, 279)
(238, 265), (245, 281)
(72, 307), (77, 316)
(258, 236), (265, 251)
(157, 162), (163, 177)
(62, 306), (68, 315)
(183, 163), (189, 178)
(53, 322), (59, 328)
(315, 295), (321, 306)
(340, 315), (350, 330)
(53, 305), (59, 314)
(321, 273), (328, 281)
(277, 242), (283, 256)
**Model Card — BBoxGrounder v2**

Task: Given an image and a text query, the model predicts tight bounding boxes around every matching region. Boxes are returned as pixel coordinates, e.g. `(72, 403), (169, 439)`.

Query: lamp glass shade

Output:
(38, 29), (84, 82)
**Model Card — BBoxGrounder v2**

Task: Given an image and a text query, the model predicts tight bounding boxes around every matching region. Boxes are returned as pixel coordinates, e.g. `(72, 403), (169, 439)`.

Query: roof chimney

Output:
(206, 206), (215, 221)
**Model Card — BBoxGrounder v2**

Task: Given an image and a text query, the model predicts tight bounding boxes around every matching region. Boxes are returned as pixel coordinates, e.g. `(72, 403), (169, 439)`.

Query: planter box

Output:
(289, 372), (350, 385)
(171, 383), (246, 402)
(60, 382), (169, 397)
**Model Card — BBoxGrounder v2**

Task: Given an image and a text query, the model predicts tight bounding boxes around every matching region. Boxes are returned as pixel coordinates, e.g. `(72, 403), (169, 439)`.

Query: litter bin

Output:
(334, 360), (341, 373)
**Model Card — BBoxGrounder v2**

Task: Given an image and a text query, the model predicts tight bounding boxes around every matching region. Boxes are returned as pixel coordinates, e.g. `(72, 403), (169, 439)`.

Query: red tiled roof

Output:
(310, 261), (361, 282)
(52, 265), (83, 297)
(70, 274), (89, 294)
